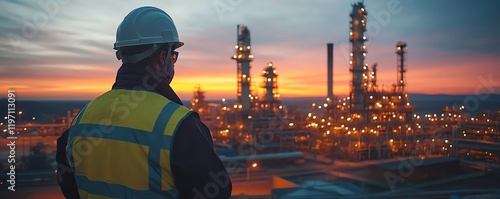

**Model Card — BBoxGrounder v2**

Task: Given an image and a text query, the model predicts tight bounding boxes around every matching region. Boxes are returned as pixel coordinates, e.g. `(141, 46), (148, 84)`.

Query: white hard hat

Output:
(114, 6), (184, 50)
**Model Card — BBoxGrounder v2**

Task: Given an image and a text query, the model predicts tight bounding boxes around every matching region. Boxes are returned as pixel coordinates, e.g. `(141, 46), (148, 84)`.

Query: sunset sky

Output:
(0, 0), (499, 100)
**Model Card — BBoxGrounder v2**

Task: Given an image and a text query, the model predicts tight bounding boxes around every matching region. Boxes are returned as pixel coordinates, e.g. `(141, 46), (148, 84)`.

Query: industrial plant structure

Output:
(189, 2), (500, 166)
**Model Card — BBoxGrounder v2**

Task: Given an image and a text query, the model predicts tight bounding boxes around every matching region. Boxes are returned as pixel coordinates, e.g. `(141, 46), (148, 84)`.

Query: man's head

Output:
(118, 44), (179, 84)
(114, 6), (183, 84)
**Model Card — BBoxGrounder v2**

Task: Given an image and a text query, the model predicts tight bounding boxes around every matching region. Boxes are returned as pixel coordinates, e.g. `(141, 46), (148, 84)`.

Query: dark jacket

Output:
(56, 63), (232, 199)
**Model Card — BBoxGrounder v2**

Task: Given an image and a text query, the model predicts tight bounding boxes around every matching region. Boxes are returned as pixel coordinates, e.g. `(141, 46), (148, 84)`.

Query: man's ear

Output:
(157, 50), (167, 65)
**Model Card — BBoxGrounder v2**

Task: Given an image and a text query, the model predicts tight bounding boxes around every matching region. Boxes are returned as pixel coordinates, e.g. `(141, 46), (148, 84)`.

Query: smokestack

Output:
(327, 43), (334, 99)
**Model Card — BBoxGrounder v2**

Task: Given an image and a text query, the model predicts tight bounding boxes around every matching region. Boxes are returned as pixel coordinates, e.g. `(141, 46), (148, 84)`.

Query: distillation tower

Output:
(349, 2), (369, 115)
(231, 25), (254, 112)
(261, 62), (280, 111)
(396, 41), (408, 94)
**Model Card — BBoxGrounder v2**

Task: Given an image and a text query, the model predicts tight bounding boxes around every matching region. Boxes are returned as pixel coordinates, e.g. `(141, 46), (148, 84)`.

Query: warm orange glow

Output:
(3, 42), (499, 101)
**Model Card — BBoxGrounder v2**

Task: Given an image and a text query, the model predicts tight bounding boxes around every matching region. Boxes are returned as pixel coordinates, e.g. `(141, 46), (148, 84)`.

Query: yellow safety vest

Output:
(66, 89), (191, 199)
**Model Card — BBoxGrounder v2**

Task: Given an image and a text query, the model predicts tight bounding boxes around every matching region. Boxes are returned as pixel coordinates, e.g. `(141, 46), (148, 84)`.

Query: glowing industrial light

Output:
(289, 122), (294, 127)
(350, 53), (353, 56)
(279, 106), (283, 109)
(308, 113), (312, 117)
(239, 47), (242, 51)
(313, 116), (317, 119)
(445, 140), (449, 143)
(249, 55), (254, 59)
(347, 131), (351, 135)
(369, 96), (373, 99)
(347, 118), (351, 121)
(318, 106), (322, 109)
(349, 61), (353, 64)
(238, 105), (242, 108)
(327, 130), (330, 135)
(361, 8), (365, 11)
(247, 46), (251, 50)
(323, 103), (328, 107)
(349, 32), (353, 35)
(390, 139), (393, 142)
(235, 45), (238, 49)
(247, 116), (252, 119)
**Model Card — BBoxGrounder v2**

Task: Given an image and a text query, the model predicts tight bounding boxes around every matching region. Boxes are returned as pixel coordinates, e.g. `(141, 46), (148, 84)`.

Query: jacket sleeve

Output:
(171, 113), (232, 199)
(56, 129), (81, 199)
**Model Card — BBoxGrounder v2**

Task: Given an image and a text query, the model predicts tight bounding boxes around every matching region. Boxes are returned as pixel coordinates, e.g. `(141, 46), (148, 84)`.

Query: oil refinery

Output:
(190, 1), (500, 168)
(1, 1), (499, 199)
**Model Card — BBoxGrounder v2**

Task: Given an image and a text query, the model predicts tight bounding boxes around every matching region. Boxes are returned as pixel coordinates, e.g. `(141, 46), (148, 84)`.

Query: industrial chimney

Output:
(327, 43), (334, 100)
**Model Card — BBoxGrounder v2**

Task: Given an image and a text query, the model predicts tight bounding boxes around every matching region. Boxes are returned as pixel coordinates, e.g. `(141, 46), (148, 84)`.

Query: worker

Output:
(56, 6), (232, 199)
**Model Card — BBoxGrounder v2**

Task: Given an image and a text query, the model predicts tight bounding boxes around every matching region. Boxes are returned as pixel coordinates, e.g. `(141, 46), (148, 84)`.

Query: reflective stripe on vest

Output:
(66, 89), (191, 199)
